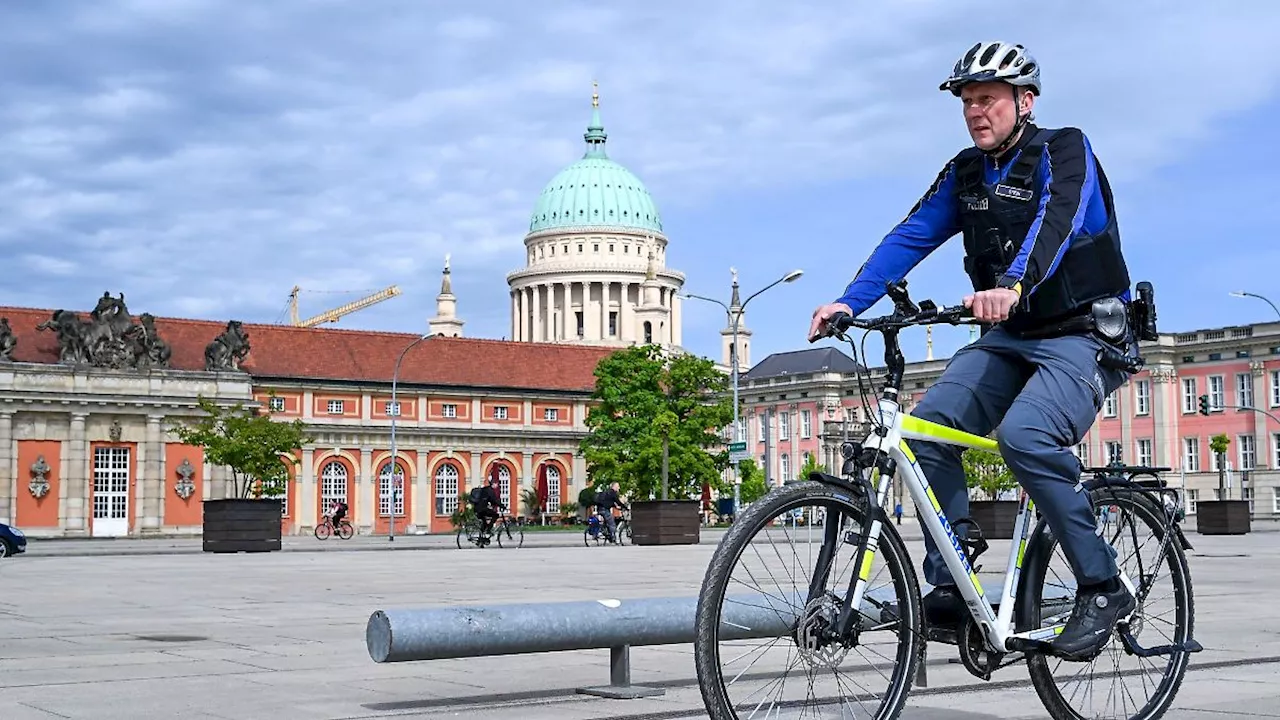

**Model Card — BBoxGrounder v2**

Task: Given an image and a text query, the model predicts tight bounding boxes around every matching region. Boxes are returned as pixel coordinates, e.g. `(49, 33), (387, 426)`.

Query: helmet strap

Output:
(985, 85), (1030, 157)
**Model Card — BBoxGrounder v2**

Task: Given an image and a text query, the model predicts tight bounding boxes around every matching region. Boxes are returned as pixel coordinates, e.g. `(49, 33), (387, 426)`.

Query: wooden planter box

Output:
(203, 498), (283, 553)
(967, 500), (1019, 540)
(630, 500), (700, 546)
(1196, 500), (1251, 535)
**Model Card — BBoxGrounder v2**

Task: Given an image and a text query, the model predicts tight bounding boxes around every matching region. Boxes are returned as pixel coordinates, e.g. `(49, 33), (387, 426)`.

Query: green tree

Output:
(580, 345), (735, 502)
(799, 453), (824, 481)
(170, 395), (310, 500)
(1210, 433), (1231, 499)
(963, 447), (1018, 500)
(737, 459), (769, 505)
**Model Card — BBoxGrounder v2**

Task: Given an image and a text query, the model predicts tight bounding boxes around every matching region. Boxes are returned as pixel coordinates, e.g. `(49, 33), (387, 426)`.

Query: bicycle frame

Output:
(843, 395), (1138, 654)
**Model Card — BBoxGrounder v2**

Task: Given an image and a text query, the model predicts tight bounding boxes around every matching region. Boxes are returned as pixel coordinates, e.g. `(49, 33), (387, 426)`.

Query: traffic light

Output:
(1197, 394), (1210, 416)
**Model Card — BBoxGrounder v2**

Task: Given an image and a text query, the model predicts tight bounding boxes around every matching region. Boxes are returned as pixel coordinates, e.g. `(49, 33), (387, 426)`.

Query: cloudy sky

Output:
(3, 0), (1279, 366)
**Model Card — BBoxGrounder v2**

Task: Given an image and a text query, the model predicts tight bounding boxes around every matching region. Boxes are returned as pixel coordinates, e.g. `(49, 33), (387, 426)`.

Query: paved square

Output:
(2, 524), (1279, 719)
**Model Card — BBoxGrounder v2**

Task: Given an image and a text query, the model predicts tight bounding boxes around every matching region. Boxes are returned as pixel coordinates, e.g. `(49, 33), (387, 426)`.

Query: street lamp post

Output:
(1229, 291), (1280, 320)
(389, 334), (430, 542)
(682, 268), (803, 513)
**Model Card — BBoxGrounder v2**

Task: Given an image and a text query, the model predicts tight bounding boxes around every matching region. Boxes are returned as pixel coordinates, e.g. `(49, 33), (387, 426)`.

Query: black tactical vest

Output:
(954, 128), (1131, 328)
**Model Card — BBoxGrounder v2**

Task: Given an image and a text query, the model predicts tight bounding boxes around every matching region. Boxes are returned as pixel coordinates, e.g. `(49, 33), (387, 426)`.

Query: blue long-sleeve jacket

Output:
(835, 126), (1111, 315)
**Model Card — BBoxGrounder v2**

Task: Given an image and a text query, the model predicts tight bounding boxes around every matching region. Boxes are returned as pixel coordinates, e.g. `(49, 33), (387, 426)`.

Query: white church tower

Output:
(428, 254), (465, 337)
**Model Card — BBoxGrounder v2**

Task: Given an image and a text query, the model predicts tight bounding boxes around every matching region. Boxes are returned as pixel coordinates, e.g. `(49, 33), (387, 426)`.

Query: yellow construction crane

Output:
(288, 285), (402, 328)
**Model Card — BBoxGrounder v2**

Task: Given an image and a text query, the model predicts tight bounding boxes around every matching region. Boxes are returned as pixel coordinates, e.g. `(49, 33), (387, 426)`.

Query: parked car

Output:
(0, 522), (27, 558)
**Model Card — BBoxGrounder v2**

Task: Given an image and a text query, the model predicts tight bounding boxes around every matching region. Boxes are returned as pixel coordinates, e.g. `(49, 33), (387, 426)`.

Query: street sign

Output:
(728, 441), (747, 453)
(728, 441), (750, 463)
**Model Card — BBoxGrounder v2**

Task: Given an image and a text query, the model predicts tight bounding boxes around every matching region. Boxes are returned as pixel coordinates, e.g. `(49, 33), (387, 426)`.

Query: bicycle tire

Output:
(337, 522), (354, 539)
(1018, 485), (1194, 720)
(455, 523), (468, 549)
(694, 480), (923, 720)
(498, 521), (524, 549)
(616, 520), (630, 545)
(314, 522), (332, 540)
(583, 527), (595, 546)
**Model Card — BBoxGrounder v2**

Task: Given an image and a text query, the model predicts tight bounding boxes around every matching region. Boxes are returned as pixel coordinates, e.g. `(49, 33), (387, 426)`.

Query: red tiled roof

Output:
(0, 306), (615, 393)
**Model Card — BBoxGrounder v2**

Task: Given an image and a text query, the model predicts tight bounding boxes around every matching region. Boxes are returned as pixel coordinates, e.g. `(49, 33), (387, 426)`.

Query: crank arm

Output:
(1117, 624), (1203, 658)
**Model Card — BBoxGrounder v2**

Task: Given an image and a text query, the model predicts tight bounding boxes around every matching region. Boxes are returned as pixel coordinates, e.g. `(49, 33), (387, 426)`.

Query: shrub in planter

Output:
(170, 395), (309, 553)
(962, 447), (1019, 540)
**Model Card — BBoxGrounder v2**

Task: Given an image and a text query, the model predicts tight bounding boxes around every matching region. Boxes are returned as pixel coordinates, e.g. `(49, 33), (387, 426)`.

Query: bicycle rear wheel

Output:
(1018, 484), (1195, 720)
(694, 480), (923, 720)
(337, 522), (354, 539)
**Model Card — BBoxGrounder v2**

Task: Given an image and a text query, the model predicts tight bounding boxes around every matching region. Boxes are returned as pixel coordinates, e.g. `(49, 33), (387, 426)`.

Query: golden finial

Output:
(592, 80), (599, 108)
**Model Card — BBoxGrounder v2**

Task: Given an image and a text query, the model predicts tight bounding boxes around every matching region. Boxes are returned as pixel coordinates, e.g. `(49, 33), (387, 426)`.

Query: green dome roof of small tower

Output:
(528, 84), (663, 234)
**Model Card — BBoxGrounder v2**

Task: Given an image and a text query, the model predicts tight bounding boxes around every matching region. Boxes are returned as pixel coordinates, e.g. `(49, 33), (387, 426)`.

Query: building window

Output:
(1135, 380), (1150, 416)
(1103, 392), (1117, 418)
(378, 461), (406, 517)
(736, 419), (745, 443)
(1270, 369), (1280, 407)
(1181, 377), (1197, 414)
(758, 416), (766, 443)
(442, 403), (457, 418)
(385, 401), (401, 416)
(320, 461), (347, 514)
(1208, 375), (1225, 411)
(279, 476), (290, 517)
(1105, 441), (1122, 465)
(1136, 438), (1152, 467)
(434, 463), (459, 516)
(543, 408), (559, 422)
(496, 465), (512, 509)
(1244, 487), (1255, 513)
(1074, 442), (1089, 467)
(326, 399), (344, 414)
(780, 454), (790, 483)
(643, 321), (653, 344)
(778, 412), (790, 441)
(1239, 435), (1257, 470)
(1237, 373), (1254, 409)
(268, 396), (285, 412)
(609, 311), (618, 337)
(576, 311), (584, 338)
(1183, 437), (1199, 473)
(1274, 433), (1280, 469)
(545, 466), (561, 514)
(801, 410), (812, 439)
(493, 406), (508, 420)
(1186, 489), (1198, 515)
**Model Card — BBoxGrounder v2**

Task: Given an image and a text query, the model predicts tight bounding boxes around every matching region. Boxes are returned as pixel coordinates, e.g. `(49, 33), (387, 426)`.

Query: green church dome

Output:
(528, 89), (663, 235)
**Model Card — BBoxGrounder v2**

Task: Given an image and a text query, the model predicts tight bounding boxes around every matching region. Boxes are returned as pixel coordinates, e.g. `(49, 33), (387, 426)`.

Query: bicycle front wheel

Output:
(694, 480), (923, 720)
(314, 522), (331, 540)
(1018, 484), (1195, 720)
(498, 521), (524, 549)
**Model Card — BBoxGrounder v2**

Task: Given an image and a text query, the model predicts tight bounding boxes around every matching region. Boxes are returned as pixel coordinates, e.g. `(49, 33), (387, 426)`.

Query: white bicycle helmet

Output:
(940, 41), (1041, 96)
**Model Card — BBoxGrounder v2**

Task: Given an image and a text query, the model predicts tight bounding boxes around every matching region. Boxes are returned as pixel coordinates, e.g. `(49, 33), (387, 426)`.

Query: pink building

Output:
(739, 319), (1280, 519)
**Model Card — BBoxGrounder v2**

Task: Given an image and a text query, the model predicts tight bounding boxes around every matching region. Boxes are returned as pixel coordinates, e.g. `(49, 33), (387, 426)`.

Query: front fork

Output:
(805, 451), (896, 641)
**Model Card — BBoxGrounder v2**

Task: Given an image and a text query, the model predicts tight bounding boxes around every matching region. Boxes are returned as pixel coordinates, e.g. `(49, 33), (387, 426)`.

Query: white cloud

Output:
(0, 0), (1276, 337)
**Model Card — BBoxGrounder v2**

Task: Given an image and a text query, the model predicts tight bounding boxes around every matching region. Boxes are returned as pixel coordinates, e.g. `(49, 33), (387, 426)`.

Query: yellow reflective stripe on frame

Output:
(900, 415), (999, 452)
(859, 550), (876, 580)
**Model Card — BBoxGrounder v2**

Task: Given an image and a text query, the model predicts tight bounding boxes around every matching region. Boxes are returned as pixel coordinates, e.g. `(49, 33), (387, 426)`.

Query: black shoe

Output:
(1051, 579), (1136, 661)
(922, 585), (967, 628)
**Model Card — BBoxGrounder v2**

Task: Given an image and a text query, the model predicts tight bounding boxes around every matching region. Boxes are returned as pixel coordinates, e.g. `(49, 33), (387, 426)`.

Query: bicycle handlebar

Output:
(813, 279), (979, 341)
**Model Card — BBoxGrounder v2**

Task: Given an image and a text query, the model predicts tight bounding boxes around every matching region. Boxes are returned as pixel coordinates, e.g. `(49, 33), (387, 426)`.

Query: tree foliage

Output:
(737, 459), (769, 505)
(170, 395), (310, 500)
(799, 453), (824, 481)
(963, 447), (1018, 500)
(580, 345), (736, 502)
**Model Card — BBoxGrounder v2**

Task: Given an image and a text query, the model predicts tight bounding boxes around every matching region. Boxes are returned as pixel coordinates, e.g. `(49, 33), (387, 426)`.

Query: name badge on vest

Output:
(994, 184), (1034, 202)
(960, 194), (988, 211)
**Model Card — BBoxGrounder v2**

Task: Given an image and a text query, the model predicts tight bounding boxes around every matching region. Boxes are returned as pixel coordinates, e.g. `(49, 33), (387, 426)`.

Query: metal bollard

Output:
(366, 592), (801, 698)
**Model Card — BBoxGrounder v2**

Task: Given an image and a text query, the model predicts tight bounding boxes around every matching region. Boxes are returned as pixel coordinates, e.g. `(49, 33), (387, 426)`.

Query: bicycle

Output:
(314, 514), (354, 540)
(584, 509), (631, 546)
(694, 279), (1201, 720)
(456, 513), (524, 549)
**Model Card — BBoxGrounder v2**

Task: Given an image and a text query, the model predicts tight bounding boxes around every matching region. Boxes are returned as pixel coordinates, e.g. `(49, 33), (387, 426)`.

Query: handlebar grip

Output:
(826, 311), (854, 333)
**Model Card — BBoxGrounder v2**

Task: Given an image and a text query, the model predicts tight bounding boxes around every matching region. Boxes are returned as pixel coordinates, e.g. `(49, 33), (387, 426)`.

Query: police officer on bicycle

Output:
(809, 40), (1148, 662)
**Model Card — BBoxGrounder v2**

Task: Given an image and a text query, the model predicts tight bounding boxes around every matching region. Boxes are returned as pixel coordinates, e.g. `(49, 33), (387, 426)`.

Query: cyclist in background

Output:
(594, 481), (628, 543)
(329, 499), (348, 529)
(470, 475), (507, 541)
(809, 40), (1138, 662)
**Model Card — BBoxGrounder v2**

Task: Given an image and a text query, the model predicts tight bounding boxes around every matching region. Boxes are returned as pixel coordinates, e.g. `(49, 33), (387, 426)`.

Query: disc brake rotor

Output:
(795, 595), (851, 669)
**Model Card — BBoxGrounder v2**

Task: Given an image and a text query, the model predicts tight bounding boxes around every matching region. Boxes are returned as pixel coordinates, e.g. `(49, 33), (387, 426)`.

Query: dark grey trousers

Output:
(906, 325), (1131, 588)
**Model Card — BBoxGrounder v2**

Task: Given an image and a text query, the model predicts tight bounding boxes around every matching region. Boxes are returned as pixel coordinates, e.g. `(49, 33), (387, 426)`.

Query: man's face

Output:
(959, 81), (1033, 151)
